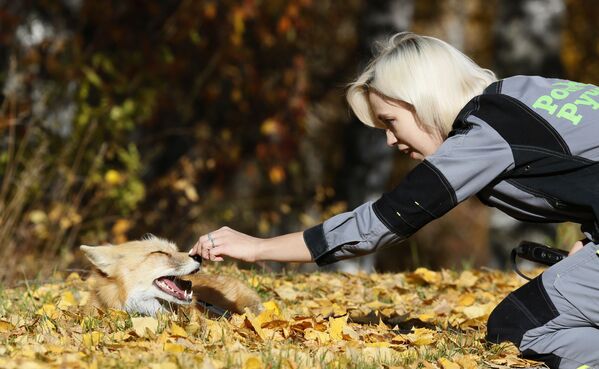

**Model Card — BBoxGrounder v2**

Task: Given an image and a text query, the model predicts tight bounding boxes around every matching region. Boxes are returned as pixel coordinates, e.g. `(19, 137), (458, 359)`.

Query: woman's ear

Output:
(80, 244), (117, 275)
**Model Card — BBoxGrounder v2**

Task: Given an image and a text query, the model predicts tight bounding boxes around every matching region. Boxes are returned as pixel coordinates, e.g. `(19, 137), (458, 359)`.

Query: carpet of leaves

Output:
(0, 265), (545, 369)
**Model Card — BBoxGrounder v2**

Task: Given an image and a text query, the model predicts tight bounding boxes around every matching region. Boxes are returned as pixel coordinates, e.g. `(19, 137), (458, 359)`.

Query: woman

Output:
(188, 33), (599, 369)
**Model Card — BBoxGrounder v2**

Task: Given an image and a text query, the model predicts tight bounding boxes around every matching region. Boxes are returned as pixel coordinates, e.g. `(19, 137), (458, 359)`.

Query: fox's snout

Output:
(189, 254), (203, 265)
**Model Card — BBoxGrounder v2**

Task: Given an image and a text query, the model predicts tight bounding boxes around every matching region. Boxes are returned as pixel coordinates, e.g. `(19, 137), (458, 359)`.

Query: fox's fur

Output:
(80, 235), (261, 316)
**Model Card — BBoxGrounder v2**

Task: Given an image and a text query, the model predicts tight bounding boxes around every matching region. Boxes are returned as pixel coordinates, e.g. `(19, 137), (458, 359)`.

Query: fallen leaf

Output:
(164, 342), (185, 353)
(131, 317), (158, 337)
(170, 322), (187, 338)
(243, 356), (264, 369)
(438, 357), (460, 369)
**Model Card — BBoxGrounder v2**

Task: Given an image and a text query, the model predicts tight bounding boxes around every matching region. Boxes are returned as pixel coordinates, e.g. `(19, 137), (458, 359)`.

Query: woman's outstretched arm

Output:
(188, 227), (313, 263)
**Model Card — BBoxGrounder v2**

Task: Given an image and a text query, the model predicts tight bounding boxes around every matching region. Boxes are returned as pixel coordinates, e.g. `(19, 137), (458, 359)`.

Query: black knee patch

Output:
(486, 276), (559, 346)
(521, 349), (562, 369)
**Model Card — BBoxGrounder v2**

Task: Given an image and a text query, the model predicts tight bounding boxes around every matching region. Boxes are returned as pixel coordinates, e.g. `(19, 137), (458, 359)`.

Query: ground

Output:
(0, 264), (546, 369)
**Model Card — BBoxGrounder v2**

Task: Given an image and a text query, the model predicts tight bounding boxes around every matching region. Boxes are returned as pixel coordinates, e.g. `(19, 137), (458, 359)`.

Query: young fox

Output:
(80, 235), (261, 316)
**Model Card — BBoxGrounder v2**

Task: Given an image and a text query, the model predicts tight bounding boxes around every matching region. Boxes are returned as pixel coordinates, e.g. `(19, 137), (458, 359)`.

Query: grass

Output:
(0, 263), (546, 369)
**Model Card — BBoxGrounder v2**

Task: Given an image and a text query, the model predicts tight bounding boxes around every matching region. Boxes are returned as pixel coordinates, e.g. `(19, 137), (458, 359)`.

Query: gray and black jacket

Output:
(304, 75), (599, 266)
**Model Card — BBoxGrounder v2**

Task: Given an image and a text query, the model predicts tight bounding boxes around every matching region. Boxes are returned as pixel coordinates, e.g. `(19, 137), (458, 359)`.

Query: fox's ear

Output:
(80, 245), (117, 275)
(141, 233), (156, 241)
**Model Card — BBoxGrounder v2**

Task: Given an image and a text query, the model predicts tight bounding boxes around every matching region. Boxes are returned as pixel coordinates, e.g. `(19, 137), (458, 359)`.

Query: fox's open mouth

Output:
(153, 276), (193, 302)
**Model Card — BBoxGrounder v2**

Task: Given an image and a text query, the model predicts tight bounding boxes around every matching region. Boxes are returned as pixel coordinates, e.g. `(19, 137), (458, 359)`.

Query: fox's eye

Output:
(150, 251), (170, 256)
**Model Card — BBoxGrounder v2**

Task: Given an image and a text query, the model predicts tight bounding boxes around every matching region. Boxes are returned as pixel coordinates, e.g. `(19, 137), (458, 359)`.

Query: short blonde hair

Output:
(347, 32), (497, 137)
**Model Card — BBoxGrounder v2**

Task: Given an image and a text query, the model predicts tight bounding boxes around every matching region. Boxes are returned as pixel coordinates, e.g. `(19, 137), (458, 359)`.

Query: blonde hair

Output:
(347, 32), (497, 137)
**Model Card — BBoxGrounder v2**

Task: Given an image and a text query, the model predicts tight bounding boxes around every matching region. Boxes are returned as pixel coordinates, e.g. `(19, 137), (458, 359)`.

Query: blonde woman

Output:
(189, 33), (599, 368)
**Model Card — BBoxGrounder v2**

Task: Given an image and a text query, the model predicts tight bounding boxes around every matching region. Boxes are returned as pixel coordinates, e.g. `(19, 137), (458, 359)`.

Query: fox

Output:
(80, 234), (262, 316)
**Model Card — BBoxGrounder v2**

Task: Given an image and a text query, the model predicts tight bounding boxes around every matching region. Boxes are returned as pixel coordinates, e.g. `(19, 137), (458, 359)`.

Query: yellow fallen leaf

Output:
(243, 356), (264, 369)
(262, 300), (281, 316)
(108, 309), (129, 320)
(170, 322), (187, 338)
(66, 272), (81, 282)
(58, 291), (77, 308)
(342, 325), (360, 341)
(413, 267), (441, 284)
(328, 315), (347, 341)
(456, 270), (478, 288)
(82, 331), (104, 347)
(164, 342), (185, 353)
(458, 293), (476, 307)
(0, 320), (14, 332)
(46, 344), (64, 354)
(407, 328), (436, 346)
(274, 285), (299, 300)
(461, 303), (493, 320)
(158, 330), (169, 344)
(304, 328), (330, 344)
(455, 355), (479, 369)
(131, 317), (158, 337)
(111, 331), (131, 342)
(204, 318), (225, 343)
(37, 304), (60, 319)
(438, 357), (461, 369)
(245, 311), (267, 340)
(418, 313), (436, 322)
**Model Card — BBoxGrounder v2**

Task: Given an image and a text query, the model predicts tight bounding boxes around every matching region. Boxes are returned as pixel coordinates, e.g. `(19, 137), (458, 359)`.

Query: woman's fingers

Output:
(209, 245), (227, 261)
(200, 231), (230, 260)
(188, 226), (241, 262)
(569, 240), (584, 256)
(189, 234), (211, 256)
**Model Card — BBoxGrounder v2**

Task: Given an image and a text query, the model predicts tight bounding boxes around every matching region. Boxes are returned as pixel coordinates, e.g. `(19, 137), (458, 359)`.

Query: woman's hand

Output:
(568, 239), (585, 256)
(189, 226), (264, 263)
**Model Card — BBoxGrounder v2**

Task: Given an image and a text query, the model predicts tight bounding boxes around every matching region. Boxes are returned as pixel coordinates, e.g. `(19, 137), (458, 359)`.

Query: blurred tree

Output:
(494, 0), (565, 78)
(488, 0), (566, 266)
(0, 0), (367, 279)
(330, 0), (414, 273)
(562, 0), (599, 84)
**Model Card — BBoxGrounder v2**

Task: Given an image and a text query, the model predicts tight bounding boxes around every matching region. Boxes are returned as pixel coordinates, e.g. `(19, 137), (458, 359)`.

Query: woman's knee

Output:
(486, 276), (559, 346)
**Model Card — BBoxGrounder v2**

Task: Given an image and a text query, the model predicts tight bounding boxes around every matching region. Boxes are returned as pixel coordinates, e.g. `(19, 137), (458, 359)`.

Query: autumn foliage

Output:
(0, 0), (363, 278)
(0, 265), (545, 369)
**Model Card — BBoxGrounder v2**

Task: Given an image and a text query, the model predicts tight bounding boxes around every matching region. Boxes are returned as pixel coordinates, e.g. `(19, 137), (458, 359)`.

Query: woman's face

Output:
(368, 91), (443, 161)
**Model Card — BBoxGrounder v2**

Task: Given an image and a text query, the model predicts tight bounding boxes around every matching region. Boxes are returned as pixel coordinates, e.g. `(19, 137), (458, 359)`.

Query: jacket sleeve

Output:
(303, 115), (515, 266)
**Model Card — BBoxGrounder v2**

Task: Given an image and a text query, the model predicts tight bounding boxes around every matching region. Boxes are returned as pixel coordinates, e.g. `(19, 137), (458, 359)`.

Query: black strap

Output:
(511, 248), (533, 281)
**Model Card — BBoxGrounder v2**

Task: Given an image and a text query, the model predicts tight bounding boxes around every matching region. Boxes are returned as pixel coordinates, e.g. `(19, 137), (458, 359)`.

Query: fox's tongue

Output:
(155, 276), (187, 300)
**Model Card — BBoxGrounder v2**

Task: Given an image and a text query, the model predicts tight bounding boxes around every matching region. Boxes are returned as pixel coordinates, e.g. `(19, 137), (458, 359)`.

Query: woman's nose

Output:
(385, 129), (397, 147)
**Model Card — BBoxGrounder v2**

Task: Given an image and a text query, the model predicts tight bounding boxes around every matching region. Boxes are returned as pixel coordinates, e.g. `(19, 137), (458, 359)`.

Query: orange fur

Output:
(81, 235), (261, 316)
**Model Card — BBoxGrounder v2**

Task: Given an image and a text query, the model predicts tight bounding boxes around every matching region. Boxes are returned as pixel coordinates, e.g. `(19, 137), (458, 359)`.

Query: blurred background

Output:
(1, 0), (597, 282)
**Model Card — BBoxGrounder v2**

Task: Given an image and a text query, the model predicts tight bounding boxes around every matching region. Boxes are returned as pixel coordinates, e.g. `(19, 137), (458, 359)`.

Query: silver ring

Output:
(207, 233), (215, 248)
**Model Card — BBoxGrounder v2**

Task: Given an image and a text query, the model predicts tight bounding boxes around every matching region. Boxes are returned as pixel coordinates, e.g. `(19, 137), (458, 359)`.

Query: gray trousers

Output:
(520, 241), (599, 369)
(487, 241), (599, 369)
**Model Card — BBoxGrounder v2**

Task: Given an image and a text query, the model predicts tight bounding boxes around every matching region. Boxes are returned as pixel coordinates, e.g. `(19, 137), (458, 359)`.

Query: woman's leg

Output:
(522, 327), (599, 369)
(487, 241), (599, 369)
